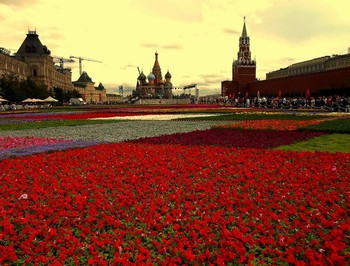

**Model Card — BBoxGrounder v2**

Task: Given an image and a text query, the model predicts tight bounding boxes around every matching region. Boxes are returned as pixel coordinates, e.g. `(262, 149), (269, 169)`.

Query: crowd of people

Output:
(198, 95), (350, 112)
(2, 95), (350, 113)
(0, 103), (54, 111)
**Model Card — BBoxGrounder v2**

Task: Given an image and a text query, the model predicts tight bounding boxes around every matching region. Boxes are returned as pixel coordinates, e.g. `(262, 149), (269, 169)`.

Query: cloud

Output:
(222, 28), (240, 35)
(120, 63), (138, 70)
(254, 0), (346, 42)
(0, 0), (38, 8)
(199, 73), (223, 79)
(45, 31), (64, 40)
(130, 0), (206, 23)
(140, 43), (183, 50)
(161, 44), (183, 50)
(196, 73), (226, 86)
(140, 43), (157, 48)
(123, 63), (138, 68)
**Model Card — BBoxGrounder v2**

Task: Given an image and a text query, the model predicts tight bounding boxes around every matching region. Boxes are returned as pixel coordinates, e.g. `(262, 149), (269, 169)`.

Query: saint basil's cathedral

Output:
(134, 52), (173, 99)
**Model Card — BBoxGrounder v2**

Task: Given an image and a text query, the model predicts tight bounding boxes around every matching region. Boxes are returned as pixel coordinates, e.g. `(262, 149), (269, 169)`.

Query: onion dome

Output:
(138, 71), (146, 81)
(147, 72), (155, 81)
(165, 71), (172, 79)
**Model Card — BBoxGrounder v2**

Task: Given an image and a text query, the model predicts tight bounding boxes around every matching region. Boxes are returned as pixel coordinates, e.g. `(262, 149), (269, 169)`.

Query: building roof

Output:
(76, 71), (93, 83)
(96, 82), (105, 90)
(15, 30), (51, 57)
(289, 56), (330, 69)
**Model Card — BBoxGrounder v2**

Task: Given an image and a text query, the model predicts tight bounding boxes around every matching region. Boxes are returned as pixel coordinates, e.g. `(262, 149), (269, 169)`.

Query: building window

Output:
(32, 65), (38, 76)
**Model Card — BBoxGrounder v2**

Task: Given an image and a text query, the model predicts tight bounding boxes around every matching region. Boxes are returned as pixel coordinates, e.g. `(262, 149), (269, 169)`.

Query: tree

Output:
(53, 87), (65, 103)
(0, 73), (26, 102)
(23, 78), (49, 99)
(53, 87), (81, 104)
(0, 73), (50, 102)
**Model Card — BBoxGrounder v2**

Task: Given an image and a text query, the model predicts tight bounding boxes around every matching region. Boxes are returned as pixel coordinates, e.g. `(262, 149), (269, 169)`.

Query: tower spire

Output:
(242, 17), (248, 38)
(152, 51), (162, 83)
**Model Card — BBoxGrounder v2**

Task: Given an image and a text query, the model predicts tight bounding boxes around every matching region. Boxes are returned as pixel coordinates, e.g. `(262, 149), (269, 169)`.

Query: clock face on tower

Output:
(243, 51), (249, 58)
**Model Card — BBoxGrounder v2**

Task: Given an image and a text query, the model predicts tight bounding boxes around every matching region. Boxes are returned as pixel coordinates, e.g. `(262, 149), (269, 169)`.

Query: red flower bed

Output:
(130, 128), (326, 148)
(217, 119), (327, 131)
(0, 143), (348, 265)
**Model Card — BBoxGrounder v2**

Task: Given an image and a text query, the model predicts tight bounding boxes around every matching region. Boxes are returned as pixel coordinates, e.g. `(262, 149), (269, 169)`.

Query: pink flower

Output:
(18, 194), (28, 200)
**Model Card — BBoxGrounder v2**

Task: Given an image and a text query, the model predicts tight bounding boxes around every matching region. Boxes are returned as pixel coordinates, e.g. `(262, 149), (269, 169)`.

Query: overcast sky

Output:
(1, 0), (349, 95)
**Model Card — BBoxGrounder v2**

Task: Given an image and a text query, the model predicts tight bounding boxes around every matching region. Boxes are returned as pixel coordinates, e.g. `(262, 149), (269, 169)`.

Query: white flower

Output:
(19, 193), (28, 200)
(89, 113), (224, 121)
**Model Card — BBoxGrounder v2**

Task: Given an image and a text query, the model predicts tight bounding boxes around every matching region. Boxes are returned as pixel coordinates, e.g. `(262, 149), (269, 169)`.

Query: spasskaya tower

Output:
(222, 18), (256, 98)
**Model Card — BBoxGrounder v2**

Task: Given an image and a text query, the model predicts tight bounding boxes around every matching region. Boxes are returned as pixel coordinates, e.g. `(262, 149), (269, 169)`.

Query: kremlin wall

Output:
(222, 20), (350, 99)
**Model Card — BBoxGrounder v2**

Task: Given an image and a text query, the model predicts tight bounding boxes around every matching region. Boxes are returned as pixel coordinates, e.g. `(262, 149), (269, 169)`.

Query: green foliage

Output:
(0, 73), (50, 102)
(300, 117), (350, 133)
(53, 87), (65, 103)
(0, 73), (80, 104)
(275, 133), (350, 153)
(53, 87), (81, 104)
(0, 73), (25, 102)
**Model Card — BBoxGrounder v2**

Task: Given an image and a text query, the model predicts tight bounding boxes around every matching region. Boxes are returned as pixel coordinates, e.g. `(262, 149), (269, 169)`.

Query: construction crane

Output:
(53, 57), (74, 71)
(182, 84), (198, 99)
(70, 56), (102, 76)
(183, 84), (197, 90)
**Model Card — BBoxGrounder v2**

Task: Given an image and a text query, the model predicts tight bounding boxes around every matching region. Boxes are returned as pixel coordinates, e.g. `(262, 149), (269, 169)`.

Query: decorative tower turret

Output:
(164, 70), (173, 98)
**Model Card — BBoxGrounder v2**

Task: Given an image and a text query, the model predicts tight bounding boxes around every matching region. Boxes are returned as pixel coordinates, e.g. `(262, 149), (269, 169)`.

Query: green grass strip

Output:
(275, 133), (350, 153)
(0, 119), (124, 131)
(300, 117), (350, 133)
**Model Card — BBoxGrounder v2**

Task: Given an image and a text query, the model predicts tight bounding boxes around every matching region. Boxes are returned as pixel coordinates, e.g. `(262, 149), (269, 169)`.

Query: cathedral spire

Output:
(152, 51), (162, 83)
(153, 50), (160, 68)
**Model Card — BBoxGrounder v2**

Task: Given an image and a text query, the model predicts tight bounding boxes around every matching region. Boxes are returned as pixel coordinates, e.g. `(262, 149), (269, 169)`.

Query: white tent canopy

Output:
(42, 96), (58, 102)
(22, 98), (35, 103)
(22, 98), (43, 103)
